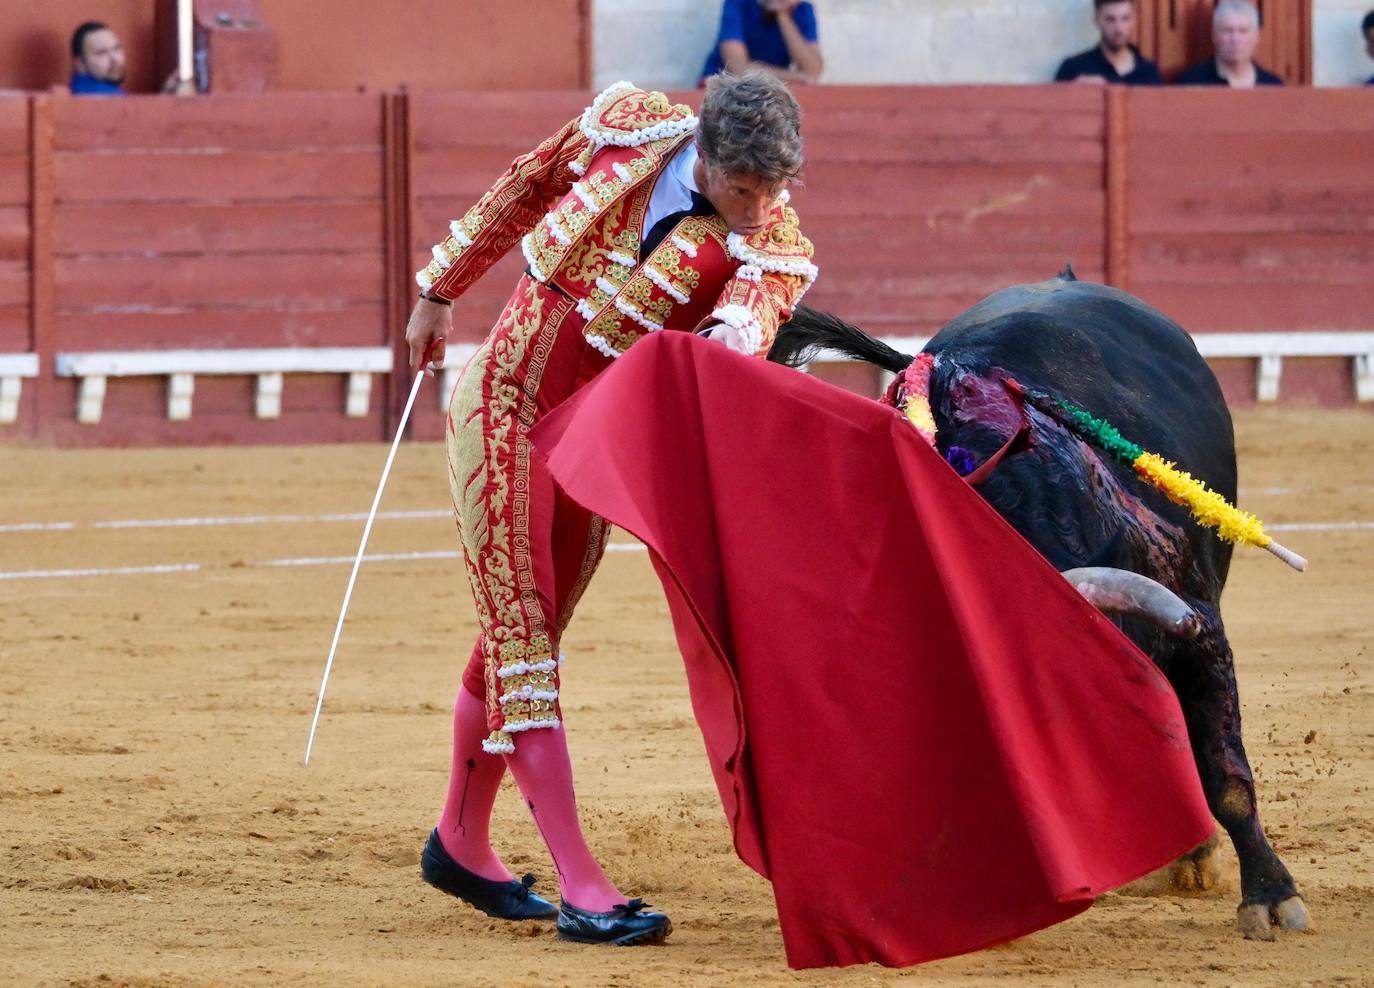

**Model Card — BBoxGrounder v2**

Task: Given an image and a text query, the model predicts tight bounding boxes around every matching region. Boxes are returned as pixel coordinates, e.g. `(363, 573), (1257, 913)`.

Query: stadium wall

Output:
(0, 85), (1370, 447)
(4, 2), (1367, 96)
(0, 1), (587, 94)
(594, 0), (1369, 90)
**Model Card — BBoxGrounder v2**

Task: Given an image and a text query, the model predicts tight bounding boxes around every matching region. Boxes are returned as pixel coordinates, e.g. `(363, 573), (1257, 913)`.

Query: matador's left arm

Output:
(699, 197), (818, 357)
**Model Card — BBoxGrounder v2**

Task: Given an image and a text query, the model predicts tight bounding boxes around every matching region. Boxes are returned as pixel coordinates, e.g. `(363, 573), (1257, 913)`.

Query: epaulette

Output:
(571, 81), (697, 175)
(726, 192), (818, 287)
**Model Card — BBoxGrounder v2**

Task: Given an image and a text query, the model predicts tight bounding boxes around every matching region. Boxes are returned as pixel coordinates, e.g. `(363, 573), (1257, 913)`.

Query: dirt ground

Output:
(1, 408), (1371, 987)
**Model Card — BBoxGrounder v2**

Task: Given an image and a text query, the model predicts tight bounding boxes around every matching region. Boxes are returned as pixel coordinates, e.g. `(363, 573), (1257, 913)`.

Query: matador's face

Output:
(696, 157), (788, 238)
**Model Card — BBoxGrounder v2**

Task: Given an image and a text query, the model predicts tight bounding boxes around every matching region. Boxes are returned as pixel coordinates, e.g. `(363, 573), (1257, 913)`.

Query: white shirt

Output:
(642, 142), (700, 242)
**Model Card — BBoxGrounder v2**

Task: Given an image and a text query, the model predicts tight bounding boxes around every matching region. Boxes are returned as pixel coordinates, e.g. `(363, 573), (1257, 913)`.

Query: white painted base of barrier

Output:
(0, 353), (40, 425)
(54, 347), (394, 425)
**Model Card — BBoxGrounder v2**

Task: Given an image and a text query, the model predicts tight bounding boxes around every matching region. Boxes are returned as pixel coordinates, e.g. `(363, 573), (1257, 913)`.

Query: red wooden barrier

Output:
(1126, 88), (1374, 405)
(0, 85), (1371, 447)
(0, 99), (29, 354)
(44, 93), (390, 445)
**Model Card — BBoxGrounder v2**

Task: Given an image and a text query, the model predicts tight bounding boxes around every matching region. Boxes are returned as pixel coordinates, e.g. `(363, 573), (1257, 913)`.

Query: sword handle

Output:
(421, 337), (444, 376)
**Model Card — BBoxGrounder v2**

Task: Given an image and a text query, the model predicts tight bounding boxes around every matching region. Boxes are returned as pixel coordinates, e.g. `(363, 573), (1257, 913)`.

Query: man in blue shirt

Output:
(700, 0), (823, 85)
(70, 22), (127, 96)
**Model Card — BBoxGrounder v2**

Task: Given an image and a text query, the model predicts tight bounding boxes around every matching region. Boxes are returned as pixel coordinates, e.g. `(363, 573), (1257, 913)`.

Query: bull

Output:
(768, 267), (1310, 940)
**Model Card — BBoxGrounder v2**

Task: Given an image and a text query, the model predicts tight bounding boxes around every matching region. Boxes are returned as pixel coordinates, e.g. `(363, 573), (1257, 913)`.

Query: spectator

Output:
(1055, 0), (1162, 85)
(700, 0), (823, 85)
(70, 21), (126, 95)
(1176, 0), (1283, 87)
(1364, 9), (1374, 85)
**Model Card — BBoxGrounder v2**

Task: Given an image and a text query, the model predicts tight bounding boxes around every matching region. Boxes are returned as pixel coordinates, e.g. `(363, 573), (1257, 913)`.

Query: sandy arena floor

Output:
(1, 408), (1371, 987)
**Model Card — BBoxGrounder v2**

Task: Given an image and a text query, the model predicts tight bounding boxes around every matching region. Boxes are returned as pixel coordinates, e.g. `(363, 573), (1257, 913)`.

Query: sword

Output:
(303, 338), (443, 767)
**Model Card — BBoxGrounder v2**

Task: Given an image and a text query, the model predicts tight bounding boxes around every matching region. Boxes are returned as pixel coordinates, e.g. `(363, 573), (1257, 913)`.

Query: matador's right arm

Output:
(415, 116), (592, 302)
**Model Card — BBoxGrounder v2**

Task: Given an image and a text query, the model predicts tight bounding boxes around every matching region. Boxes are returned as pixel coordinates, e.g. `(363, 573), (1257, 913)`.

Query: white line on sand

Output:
(0, 562), (205, 581)
(95, 510), (452, 530)
(1268, 521), (1374, 532)
(0, 517), (1367, 583)
(0, 510), (450, 534)
(1241, 485), (1374, 497)
(0, 542), (648, 582)
(5, 489), (1371, 536)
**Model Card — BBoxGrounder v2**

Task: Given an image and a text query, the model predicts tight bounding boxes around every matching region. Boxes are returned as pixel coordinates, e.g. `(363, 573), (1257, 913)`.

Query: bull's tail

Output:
(768, 305), (915, 374)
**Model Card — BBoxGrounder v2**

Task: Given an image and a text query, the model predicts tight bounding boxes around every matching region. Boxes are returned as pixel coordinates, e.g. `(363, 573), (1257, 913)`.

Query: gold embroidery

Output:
(620, 278), (674, 322)
(557, 515), (608, 634)
(560, 199), (629, 288)
(587, 86), (695, 141)
(446, 278), (576, 744)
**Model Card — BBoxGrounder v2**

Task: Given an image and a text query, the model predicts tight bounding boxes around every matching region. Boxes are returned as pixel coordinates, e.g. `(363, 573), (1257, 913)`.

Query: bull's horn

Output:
(1061, 567), (1202, 640)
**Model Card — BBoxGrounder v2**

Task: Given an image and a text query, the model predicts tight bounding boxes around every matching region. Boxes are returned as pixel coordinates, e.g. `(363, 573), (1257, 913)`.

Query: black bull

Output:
(768, 269), (1309, 939)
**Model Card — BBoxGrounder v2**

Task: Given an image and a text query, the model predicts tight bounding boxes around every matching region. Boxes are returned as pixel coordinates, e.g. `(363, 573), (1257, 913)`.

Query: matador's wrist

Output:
(418, 290), (452, 307)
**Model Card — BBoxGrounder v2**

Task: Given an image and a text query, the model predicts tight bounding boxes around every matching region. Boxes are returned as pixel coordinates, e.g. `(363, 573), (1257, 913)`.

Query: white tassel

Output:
(643, 263), (690, 304)
(572, 181), (600, 213)
(448, 220), (474, 248)
(726, 231), (819, 283)
(711, 304), (763, 353)
(495, 657), (558, 679)
(670, 235), (698, 258)
(498, 686), (560, 706)
(615, 296), (664, 333)
(520, 234), (549, 283)
(584, 333), (622, 359)
(546, 216), (572, 247)
(504, 718), (561, 735)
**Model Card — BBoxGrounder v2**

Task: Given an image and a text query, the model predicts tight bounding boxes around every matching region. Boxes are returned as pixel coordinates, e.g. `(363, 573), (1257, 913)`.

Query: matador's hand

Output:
(701, 323), (750, 354)
(406, 298), (452, 377)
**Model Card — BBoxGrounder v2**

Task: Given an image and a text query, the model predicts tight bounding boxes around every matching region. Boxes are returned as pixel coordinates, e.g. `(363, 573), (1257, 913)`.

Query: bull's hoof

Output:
(1237, 903), (1276, 941)
(1274, 895), (1310, 931)
(1237, 895), (1310, 940)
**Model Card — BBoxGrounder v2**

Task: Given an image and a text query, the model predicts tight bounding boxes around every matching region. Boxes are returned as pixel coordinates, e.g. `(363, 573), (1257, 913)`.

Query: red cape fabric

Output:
(530, 332), (1214, 969)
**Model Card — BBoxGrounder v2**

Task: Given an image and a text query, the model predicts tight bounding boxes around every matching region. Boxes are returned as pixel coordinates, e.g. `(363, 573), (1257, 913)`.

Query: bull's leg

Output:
(1170, 610), (1310, 939)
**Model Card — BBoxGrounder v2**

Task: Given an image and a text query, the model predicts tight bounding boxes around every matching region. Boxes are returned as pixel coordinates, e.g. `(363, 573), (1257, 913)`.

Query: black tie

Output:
(640, 191), (714, 260)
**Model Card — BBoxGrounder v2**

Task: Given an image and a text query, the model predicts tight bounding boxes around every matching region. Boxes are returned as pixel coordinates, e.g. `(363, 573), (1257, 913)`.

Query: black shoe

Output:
(556, 898), (672, 945)
(420, 829), (558, 920)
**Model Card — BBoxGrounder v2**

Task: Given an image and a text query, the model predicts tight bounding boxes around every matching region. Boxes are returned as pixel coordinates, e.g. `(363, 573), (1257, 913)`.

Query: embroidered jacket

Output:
(415, 81), (817, 357)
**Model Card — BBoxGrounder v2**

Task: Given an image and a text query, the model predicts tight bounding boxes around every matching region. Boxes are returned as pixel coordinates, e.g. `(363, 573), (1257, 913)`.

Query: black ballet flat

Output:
(556, 897), (672, 945)
(419, 829), (558, 920)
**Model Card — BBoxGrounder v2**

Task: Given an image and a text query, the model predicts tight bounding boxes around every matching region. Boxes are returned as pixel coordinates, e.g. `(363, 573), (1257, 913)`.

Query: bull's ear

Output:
(1058, 262), (1078, 282)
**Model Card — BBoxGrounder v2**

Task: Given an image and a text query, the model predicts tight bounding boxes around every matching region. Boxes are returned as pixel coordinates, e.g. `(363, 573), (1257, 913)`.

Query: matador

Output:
(402, 72), (817, 945)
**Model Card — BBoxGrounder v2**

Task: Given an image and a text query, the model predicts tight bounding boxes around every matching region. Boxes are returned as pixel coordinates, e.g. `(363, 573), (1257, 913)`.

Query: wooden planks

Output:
(42, 91), (390, 443)
(1125, 88), (1374, 335)
(51, 95), (387, 151)
(795, 87), (1106, 335)
(3, 83), (1373, 443)
(54, 202), (384, 255)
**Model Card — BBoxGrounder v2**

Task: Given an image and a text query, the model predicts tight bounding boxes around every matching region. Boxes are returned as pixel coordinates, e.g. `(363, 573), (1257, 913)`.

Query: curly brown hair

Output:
(696, 72), (803, 185)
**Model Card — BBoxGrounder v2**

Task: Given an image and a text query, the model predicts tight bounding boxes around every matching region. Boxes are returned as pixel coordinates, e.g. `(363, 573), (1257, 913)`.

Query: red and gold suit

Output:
(417, 81), (818, 755)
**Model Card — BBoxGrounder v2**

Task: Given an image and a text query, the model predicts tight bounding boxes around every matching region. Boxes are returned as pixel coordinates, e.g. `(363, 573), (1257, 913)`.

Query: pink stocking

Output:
(505, 725), (625, 911)
(435, 686), (513, 882)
